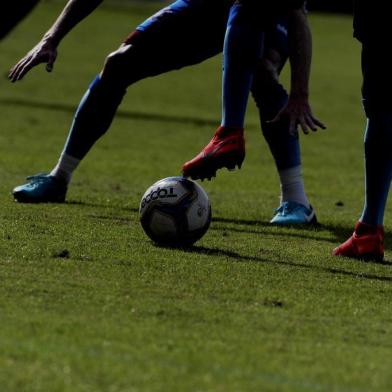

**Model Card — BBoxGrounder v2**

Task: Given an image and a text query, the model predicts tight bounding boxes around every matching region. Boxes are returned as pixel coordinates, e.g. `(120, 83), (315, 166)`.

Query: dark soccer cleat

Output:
(13, 173), (67, 203)
(182, 126), (245, 180)
(332, 221), (384, 262)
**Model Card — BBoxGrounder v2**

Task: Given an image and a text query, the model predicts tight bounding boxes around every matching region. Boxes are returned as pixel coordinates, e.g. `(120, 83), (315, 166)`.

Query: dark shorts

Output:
(124, 0), (289, 77)
(0, 0), (39, 39)
(361, 43), (392, 115)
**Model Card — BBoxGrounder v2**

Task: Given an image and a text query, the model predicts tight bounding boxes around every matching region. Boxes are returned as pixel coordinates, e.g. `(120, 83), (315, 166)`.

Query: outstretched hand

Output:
(9, 39), (58, 82)
(270, 94), (326, 135)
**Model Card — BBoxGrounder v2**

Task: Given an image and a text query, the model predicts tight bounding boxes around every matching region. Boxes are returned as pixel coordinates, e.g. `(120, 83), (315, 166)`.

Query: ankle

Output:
(355, 221), (384, 236)
(50, 153), (80, 185)
(49, 167), (71, 184)
(217, 125), (244, 136)
(279, 166), (309, 208)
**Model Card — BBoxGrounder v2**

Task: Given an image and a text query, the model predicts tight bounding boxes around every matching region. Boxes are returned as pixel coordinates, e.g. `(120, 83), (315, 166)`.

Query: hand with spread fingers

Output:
(9, 38), (57, 82)
(271, 94), (326, 135)
(8, 0), (104, 82)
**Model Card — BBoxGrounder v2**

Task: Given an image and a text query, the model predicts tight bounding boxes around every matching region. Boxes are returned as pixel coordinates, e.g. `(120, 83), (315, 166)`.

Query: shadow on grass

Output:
(158, 244), (392, 281)
(212, 216), (336, 245)
(64, 203), (392, 264)
(0, 97), (218, 127)
(66, 200), (139, 213)
(212, 216), (392, 258)
(66, 200), (139, 224)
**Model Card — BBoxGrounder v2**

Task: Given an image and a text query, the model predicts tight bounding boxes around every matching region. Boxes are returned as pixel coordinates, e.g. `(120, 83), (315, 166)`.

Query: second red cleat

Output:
(182, 126), (245, 180)
(332, 221), (384, 262)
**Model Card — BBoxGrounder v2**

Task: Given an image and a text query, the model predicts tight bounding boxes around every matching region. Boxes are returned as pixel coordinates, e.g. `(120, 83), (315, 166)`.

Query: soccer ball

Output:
(139, 177), (211, 246)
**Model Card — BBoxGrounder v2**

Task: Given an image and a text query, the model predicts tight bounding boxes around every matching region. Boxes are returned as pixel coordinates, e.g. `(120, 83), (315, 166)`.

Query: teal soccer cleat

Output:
(13, 174), (67, 203)
(270, 201), (317, 225)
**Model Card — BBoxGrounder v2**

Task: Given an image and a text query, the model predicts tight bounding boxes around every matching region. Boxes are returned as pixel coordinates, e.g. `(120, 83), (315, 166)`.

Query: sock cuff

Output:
(59, 152), (80, 168)
(50, 153), (80, 183)
(278, 165), (302, 184)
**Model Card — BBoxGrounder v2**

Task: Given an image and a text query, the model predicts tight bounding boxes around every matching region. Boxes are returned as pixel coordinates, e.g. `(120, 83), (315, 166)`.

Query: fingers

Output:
(8, 59), (26, 82)
(303, 113), (318, 132)
(288, 113), (327, 136)
(10, 63), (26, 82)
(270, 112), (326, 136)
(46, 53), (56, 73)
(9, 55), (53, 82)
(301, 114), (327, 133)
(15, 61), (36, 82)
(311, 116), (327, 130)
(9, 56), (35, 82)
(268, 97), (327, 135)
(298, 115), (310, 135)
(8, 46), (56, 82)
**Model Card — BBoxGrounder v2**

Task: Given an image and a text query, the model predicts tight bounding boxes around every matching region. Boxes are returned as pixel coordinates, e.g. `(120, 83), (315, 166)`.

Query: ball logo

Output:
(141, 186), (178, 209)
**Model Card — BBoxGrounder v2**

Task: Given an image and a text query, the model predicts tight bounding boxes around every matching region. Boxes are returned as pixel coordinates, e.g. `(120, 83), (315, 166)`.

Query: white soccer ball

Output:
(139, 177), (211, 246)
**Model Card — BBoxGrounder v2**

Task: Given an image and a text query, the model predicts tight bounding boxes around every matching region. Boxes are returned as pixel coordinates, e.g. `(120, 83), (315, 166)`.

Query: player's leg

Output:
(221, 2), (264, 129)
(182, 2), (265, 180)
(55, 0), (227, 171)
(359, 44), (392, 228)
(251, 22), (315, 225)
(333, 44), (392, 261)
(0, 0), (39, 40)
(13, 0), (227, 202)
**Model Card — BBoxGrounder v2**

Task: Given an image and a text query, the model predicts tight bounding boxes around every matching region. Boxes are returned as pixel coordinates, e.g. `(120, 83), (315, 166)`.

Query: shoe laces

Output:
(275, 201), (299, 216)
(26, 173), (50, 183)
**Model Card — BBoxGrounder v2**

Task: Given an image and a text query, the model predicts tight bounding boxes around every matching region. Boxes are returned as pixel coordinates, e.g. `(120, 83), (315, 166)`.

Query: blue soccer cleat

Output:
(12, 173), (67, 203)
(270, 201), (317, 225)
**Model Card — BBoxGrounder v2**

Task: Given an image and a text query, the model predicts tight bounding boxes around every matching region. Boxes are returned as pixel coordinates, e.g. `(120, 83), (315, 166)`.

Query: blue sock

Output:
(221, 4), (264, 128)
(64, 75), (126, 159)
(253, 82), (301, 170)
(360, 115), (392, 225)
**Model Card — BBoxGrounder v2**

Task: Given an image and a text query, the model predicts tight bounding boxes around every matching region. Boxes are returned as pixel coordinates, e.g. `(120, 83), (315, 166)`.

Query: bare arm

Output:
(289, 8), (312, 102)
(272, 8), (326, 134)
(9, 0), (103, 82)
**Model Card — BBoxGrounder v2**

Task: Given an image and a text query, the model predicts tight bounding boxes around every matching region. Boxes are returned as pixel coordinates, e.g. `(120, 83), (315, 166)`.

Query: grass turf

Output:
(0, 2), (391, 391)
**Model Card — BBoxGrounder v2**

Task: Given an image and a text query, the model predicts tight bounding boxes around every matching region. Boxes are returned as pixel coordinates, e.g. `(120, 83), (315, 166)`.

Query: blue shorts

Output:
(123, 0), (289, 74)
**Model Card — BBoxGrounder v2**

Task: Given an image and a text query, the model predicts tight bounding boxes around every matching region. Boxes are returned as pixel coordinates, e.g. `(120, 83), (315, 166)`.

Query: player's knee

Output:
(101, 45), (141, 87)
(102, 49), (128, 82)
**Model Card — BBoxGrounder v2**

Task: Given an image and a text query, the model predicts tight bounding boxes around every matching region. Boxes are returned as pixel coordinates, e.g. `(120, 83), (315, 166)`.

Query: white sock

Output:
(50, 153), (80, 184)
(278, 165), (310, 208)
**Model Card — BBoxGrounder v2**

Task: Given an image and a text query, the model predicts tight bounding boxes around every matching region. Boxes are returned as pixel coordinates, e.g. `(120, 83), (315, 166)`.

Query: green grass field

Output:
(0, 2), (391, 391)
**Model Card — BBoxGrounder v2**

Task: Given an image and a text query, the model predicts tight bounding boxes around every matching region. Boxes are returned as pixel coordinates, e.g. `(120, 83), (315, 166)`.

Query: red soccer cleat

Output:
(333, 221), (384, 262)
(182, 126), (245, 180)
